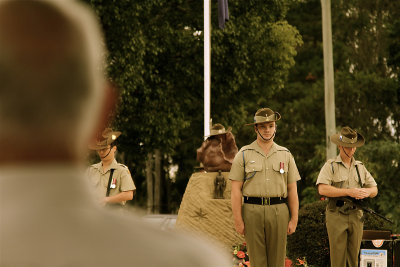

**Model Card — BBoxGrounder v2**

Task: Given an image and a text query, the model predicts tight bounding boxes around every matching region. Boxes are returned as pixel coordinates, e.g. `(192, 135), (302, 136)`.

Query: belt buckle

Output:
(262, 197), (270, 205)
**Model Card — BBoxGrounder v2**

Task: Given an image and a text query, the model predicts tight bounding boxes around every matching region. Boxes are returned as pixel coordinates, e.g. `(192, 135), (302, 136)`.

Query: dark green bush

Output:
(287, 200), (393, 266)
(362, 209), (393, 231)
(287, 200), (330, 266)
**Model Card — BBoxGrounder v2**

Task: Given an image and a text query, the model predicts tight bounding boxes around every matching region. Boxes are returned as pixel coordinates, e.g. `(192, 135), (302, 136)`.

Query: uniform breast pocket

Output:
(244, 161), (262, 180)
(331, 174), (346, 187)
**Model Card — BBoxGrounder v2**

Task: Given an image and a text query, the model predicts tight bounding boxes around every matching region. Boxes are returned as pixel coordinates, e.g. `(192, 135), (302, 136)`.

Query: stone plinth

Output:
(176, 172), (244, 249)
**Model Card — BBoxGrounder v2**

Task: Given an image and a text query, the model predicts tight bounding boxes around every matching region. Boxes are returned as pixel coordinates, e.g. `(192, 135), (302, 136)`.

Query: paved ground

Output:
(141, 214), (177, 231)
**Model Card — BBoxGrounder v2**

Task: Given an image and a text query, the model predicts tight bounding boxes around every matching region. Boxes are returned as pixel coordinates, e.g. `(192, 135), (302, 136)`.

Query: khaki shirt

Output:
(316, 155), (377, 189)
(229, 141), (301, 197)
(87, 159), (136, 205)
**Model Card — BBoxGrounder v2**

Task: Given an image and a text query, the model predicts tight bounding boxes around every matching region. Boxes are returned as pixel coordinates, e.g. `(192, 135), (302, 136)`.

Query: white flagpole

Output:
(204, 0), (211, 139)
(321, 0), (336, 160)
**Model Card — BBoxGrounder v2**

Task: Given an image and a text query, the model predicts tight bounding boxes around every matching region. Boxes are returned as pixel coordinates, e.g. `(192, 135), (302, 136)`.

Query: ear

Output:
(91, 81), (118, 140)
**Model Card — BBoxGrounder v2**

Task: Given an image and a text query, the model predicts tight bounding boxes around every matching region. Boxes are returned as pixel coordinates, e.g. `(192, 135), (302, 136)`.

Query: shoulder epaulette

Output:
(241, 147), (264, 157)
(240, 145), (254, 152)
(118, 163), (129, 169)
(355, 160), (363, 165)
(90, 162), (101, 169)
(277, 148), (290, 152)
(275, 144), (290, 153)
(326, 159), (335, 164)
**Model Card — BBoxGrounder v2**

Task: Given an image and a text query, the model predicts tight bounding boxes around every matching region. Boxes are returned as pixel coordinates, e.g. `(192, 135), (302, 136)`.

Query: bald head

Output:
(0, 1), (77, 68)
(0, 0), (106, 162)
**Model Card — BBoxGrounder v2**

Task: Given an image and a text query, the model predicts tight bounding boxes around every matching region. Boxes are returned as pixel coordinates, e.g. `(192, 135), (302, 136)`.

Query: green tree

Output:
(83, 0), (302, 212)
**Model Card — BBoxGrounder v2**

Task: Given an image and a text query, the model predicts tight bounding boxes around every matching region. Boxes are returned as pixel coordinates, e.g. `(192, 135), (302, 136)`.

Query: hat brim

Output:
(88, 131), (121, 150)
(245, 112), (281, 126)
(330, 132), (365, 147)
(205, 127), (232, 137)
(88, 143), (112, 150)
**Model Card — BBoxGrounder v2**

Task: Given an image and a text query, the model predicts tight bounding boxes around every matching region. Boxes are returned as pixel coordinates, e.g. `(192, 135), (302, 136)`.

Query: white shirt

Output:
(0, 163), (231, 266)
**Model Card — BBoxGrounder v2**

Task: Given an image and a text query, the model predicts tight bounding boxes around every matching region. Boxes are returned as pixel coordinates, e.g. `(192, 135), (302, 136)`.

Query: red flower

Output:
(285, 257), (293, 267)
(243, 261), (250, 266)
(296, 258), (306, 265)
(236, 251), (246, 259)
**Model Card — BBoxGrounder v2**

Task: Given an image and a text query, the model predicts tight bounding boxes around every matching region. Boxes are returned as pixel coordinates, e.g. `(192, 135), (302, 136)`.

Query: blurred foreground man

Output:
(317, 126), (377, 267)
(0, 1), (230, 266)
(230, 108), (301, 267)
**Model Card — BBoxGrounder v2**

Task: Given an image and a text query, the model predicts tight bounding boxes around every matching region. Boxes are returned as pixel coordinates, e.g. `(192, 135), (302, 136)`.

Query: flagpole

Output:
(321, 0), (336, 159)
(204, 0), (211, 139)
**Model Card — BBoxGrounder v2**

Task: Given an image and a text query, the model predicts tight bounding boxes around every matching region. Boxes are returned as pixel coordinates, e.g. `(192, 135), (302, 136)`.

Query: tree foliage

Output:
(83, 0), (301, 210)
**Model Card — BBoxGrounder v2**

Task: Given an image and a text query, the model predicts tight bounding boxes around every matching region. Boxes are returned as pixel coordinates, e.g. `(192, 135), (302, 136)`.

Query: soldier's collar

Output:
(101, 159), (118, 173)
(334, 154), (342, 163)
(109, 159), (119, 169)
(336, 154), (355, 166)
(92, 161), (102, 170)
(250, 140), (277, 157)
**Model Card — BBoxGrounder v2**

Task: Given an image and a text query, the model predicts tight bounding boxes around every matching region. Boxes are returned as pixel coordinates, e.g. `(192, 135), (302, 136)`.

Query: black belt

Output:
(244, 196), (287, 205)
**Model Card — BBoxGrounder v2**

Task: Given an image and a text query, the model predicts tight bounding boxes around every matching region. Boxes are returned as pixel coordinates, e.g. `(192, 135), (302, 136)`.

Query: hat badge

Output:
(112, 134), (117, 140)
(339, 135), (342, 140)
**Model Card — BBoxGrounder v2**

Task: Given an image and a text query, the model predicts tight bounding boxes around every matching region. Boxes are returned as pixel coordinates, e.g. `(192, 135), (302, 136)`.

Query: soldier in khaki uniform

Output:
(87, 128), (136, 206)
(230, 108), (301, 267)
(316, 126), (378, 267)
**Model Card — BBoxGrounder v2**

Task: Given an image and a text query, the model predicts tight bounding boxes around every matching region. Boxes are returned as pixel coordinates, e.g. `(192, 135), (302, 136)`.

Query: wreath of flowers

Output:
(232, 242), (250, 267)
(232, 242), (302, 267)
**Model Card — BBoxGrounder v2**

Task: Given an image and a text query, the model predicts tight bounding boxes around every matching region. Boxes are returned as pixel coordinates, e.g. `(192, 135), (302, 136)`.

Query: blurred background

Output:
(83, 0), (400, 232)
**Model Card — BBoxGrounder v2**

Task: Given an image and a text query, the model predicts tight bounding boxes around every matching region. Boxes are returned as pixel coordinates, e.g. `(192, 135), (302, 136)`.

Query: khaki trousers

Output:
(242, 203), (289, 267)
(326, 208), (363, 267)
